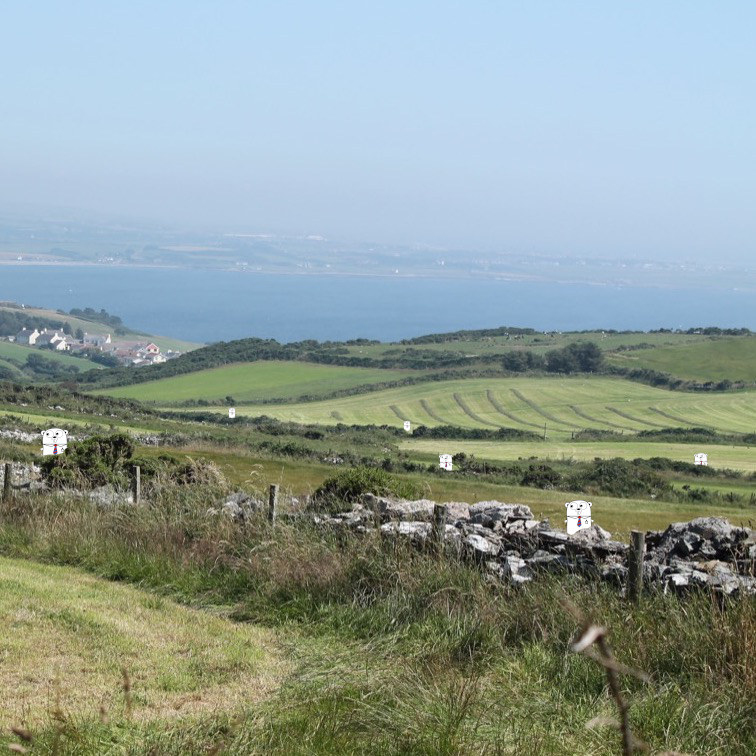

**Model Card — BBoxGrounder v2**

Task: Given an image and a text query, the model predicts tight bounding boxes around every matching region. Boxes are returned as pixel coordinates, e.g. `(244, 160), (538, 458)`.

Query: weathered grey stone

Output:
(88, 485), (133, 507)
(571, 524), (612, 543)
(380, 521), (431, 542)
(468, 501), (534, 527)
(501, 555), (534, 584)
(464, 533), (501, 559)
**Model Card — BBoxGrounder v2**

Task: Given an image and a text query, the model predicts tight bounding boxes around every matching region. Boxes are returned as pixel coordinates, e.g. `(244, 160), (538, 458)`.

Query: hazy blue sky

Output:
(1, 1), (754, 261)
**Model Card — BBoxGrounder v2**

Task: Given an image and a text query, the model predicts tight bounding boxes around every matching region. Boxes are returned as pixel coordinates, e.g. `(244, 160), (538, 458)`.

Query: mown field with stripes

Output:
(181, 376), (756, 439)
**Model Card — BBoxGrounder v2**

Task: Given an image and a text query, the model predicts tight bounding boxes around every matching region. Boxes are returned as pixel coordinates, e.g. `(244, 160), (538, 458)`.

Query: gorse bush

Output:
(312, 466), (423, 511)
(40, 432), (228, 492)
(41, 432), (135, 489)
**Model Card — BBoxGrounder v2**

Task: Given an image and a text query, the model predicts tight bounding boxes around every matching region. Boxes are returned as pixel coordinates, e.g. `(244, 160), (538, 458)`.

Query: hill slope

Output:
(93, 361), (415, 403)
(178, 376), (756, 437)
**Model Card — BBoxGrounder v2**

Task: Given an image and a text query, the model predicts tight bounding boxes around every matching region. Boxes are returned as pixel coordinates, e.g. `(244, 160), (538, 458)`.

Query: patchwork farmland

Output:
(175, 376), (756, 439)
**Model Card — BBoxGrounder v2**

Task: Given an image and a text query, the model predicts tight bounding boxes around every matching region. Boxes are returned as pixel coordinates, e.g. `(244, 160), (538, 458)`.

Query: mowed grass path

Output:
(182, 376), (756, 438)
(0, 556), (283, 729)
(95, 361), (414, 403)
(607, 336), (756, 382)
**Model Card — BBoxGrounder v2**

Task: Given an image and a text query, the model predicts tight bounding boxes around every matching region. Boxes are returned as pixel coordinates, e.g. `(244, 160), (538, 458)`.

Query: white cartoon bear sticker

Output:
(41, 428), (68, 456)
(565, 499), (592, 534)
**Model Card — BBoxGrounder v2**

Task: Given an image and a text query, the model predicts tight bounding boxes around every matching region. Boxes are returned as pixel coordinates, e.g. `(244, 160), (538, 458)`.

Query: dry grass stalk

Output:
(561, 596), (649, 755)
(121, 667), (133, 719)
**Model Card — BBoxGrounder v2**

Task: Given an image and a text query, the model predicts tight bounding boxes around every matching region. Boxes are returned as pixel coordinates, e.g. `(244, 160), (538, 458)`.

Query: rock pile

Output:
(312, 495), (755, 596)
(0, 462), (43, 490)
(644, 517), (755, 595)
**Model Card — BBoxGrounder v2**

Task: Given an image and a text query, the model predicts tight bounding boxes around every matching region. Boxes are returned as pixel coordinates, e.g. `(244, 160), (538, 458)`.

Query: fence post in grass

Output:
(2, 462), (11, 504)
(131, 465), (141, 504)
(432, 503), (447, 556)
(627, 530), (645, 604)
(268, 484), (278, 526)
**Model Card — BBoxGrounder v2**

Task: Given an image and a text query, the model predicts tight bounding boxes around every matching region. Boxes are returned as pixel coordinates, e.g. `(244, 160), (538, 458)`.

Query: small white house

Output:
(15, 327), (40, 345)
(439, 454), (453, 471)
(694, 453), (708, 466)
(403, 421), (411, 432)
(36, 330), (69, 350)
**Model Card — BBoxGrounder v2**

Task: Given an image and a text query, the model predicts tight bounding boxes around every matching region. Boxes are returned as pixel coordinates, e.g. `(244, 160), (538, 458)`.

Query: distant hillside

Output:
(0, 302), (200, 353)
(76, 327), (756, 394)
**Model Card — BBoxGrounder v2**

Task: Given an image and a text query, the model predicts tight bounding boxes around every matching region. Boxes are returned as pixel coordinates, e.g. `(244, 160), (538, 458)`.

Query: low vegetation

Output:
(0, 482), (753, 754)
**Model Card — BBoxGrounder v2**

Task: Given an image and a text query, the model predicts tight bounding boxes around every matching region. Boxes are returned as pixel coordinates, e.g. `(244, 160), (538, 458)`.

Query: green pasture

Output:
(402, 438), (756, 474)
(343, 330), (705, 359)
(134, 444), (752, 539)
(94, 360), (415, 403)
(607, 335), (756, 382)
(183, 376), (756, 438)
(0, 339), (104, 370)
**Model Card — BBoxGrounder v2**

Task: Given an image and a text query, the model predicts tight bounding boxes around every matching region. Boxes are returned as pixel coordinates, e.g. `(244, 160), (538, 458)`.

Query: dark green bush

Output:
(41, 432), (135, 489)
(312, 466), (422, 512)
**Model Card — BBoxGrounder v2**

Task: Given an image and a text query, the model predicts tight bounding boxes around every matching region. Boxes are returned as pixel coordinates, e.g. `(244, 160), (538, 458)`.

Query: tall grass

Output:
(1, 486), (754, 754)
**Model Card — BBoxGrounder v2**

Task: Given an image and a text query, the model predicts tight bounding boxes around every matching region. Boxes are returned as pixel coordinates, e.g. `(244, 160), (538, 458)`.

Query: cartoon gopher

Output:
(41, 428), (68, 456)
(565, 499), (592, 534)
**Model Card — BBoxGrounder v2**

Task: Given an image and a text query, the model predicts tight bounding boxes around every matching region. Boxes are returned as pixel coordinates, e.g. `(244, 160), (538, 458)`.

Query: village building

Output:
(35, 330), (69, 351)
(82, 332), (112, 348)
(15, 327), (40, 345)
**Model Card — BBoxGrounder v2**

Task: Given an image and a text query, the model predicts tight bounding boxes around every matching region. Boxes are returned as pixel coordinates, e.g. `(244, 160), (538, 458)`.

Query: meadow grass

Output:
(0, 340), (104, 371)
(0, 556), (283, 731)
(93, 361), (416, 403)
(0, 487), (753, 754)
(402, 437), (756, 473)
(606, 336), (756, 382)
(180, 376), (756, 439)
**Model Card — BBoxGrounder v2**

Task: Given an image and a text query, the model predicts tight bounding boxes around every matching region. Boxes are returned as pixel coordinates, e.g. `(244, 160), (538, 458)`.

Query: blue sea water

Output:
(0, 265), (753, 343)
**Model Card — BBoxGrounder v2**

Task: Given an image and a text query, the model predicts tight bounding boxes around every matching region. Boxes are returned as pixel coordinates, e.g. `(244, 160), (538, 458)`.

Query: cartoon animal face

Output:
(42, 428), (68, 445)
(41, 428), (68, 455)
(565, 499), (591, 516)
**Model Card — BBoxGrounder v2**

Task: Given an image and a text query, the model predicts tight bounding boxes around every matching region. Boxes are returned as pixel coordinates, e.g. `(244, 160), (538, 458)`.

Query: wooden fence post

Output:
(2, 462), (11, 504)
(131, 466), (141, 504)
(268, 484), (278, 525)
(627, 530), (645, 604)
(432, 503), (447, 555)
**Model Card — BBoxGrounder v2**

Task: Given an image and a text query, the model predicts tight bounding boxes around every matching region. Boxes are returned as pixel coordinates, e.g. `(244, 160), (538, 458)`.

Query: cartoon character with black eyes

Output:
(565, 499), (592, 534)
(41, 428), (68, 456)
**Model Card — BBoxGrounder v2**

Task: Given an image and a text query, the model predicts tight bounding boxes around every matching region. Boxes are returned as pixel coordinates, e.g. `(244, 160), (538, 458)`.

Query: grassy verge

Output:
(0, 556), (282, 731)
(0, 487), (753, 754)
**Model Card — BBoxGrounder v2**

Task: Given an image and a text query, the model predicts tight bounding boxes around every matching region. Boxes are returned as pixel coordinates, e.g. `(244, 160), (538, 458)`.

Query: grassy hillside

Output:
(607, 336), (756, 382)
(0, 556), (281, 730)
(0, 302), (200, 353)
(180, 376), (756, 437)
(0, 339), (104, 371)
(93, 361), (415, 403)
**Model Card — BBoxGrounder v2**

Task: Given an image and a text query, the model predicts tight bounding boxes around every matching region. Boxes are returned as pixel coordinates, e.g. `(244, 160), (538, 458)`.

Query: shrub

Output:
(312, 466), (422, 512)
(41, 432), (135, 489)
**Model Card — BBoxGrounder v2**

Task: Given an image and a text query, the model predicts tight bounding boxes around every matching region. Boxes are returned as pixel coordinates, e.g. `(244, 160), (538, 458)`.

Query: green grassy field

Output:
(402, 438), (756, 473)
(94, 360), (416, 403)
(607, 336), (756, 382)
(130, 444), (752, 538)
(343, 330), (707, 358)
(179, 376), (756, 438)
(0, 339), (104, 371)
(0, 556), (281, 730)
